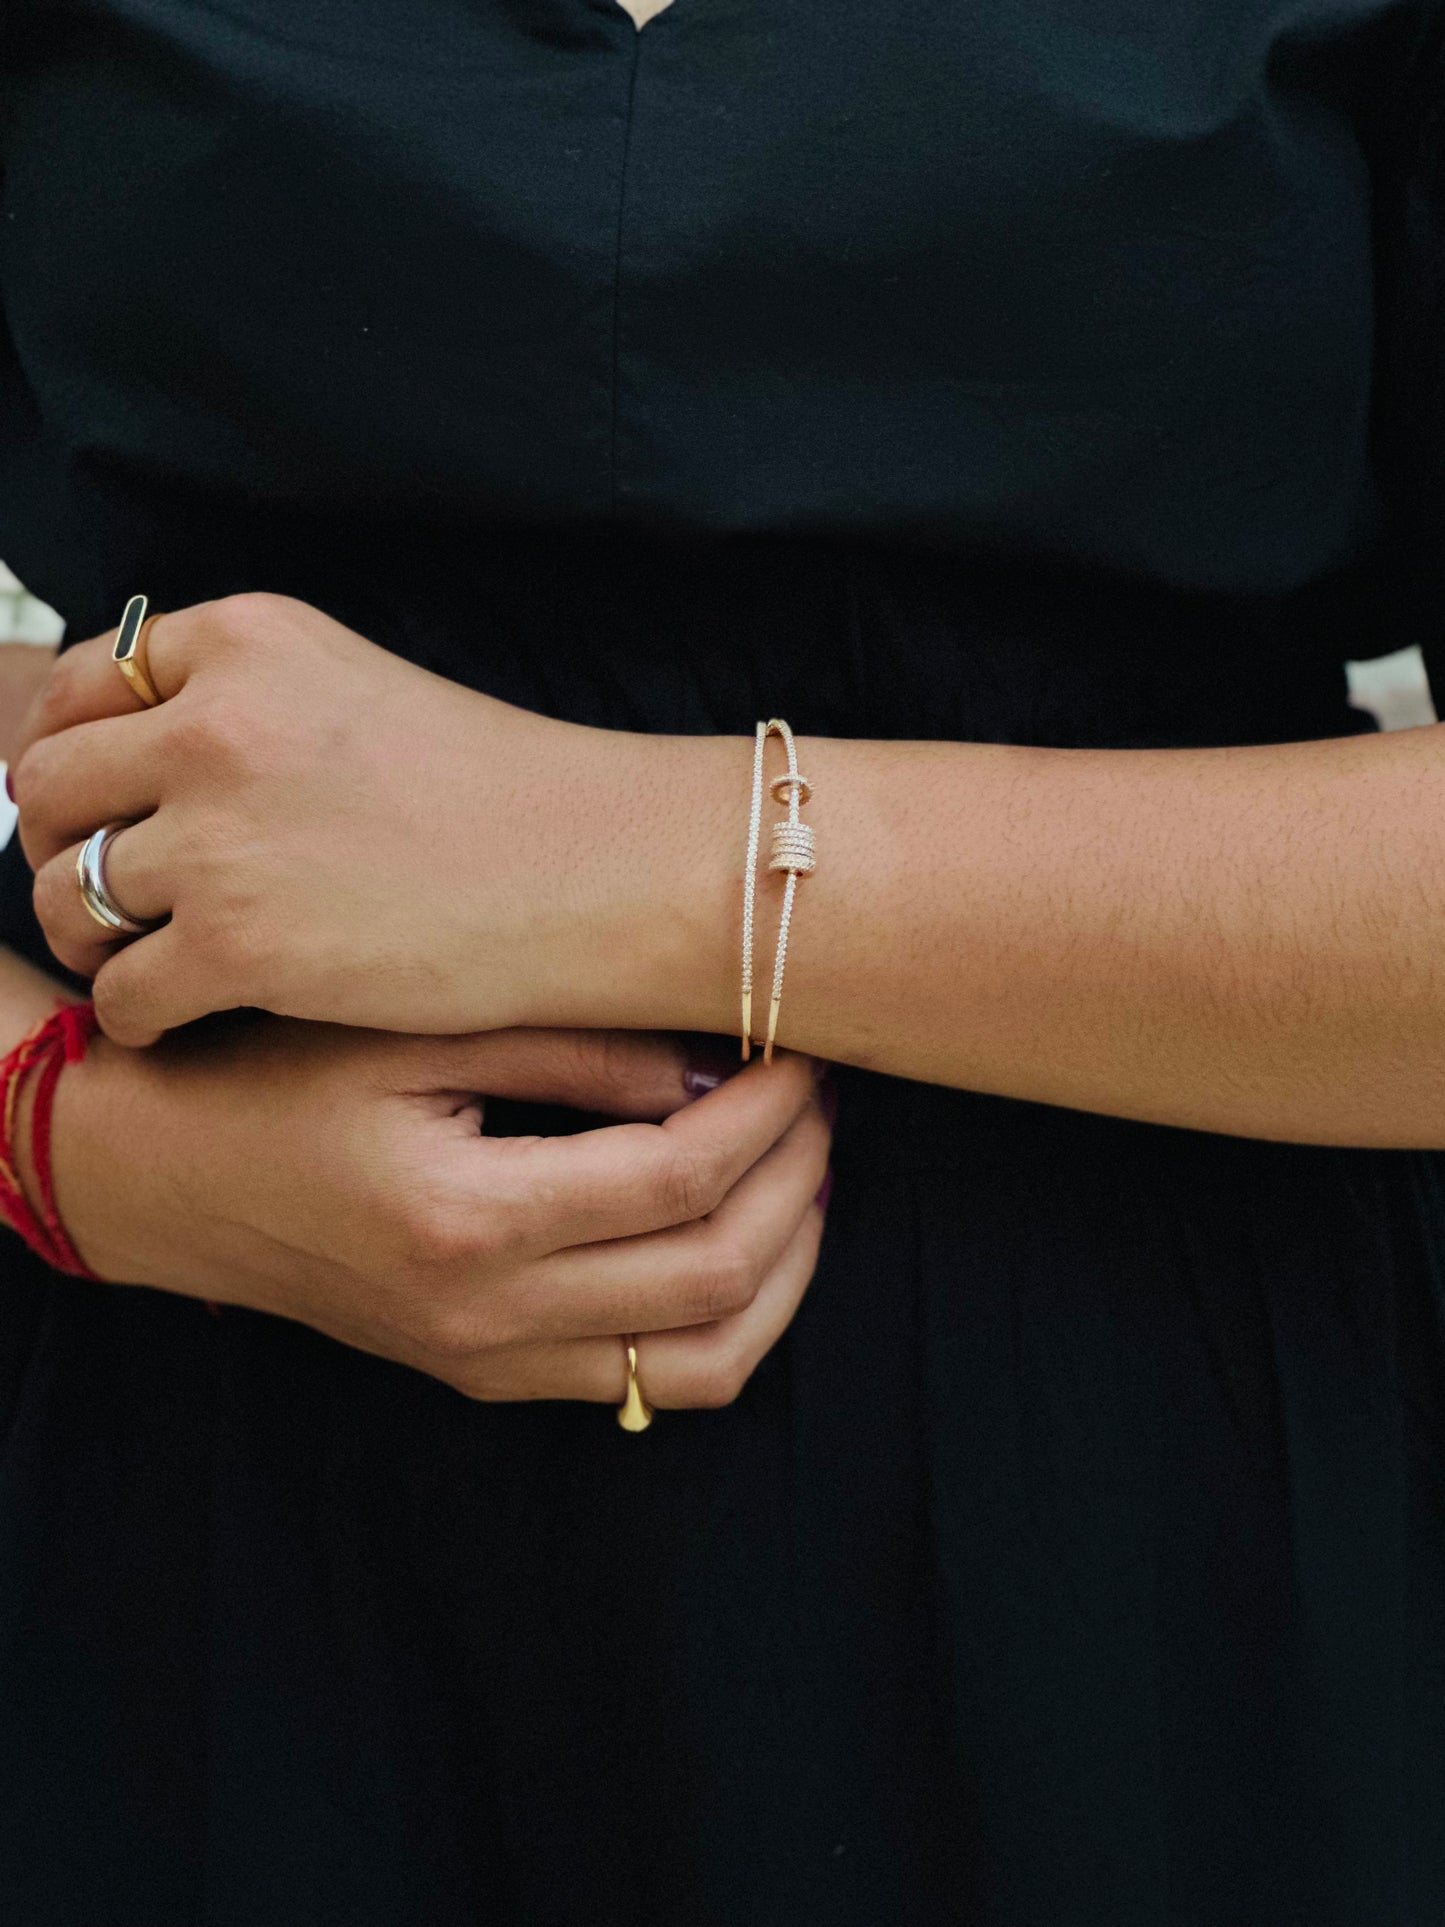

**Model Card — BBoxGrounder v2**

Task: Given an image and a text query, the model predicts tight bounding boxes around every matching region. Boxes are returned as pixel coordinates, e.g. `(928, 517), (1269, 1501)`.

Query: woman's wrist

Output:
(537, 725), (864, 1049)
(500, 722), (745, 1037)
(610, 728), (908, 1060)
(629, 729), (754, 1037)
(0, 949), (96, 1263)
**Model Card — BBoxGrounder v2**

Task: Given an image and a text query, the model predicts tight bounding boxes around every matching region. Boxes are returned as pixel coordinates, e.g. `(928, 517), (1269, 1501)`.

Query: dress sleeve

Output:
(1372, 4), (1445, 706)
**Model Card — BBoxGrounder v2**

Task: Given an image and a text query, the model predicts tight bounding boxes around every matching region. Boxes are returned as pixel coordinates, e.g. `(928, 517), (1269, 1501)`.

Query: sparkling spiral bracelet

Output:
(740, 718), (816, 1063)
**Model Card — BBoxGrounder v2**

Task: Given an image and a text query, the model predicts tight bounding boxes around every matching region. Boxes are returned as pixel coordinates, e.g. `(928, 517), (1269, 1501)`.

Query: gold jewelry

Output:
(617, 1337), (653, 1432)
(113, 594), (164, 707)
(740, 719), (816, 1063)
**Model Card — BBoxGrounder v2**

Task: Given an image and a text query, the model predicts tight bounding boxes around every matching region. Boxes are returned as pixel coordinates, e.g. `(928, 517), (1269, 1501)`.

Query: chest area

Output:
(0, 0), (1410, 554)
(6, 0), (1400, 299)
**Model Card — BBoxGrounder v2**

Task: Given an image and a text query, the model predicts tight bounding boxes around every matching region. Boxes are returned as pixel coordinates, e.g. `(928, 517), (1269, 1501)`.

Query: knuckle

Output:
(393, 1179), (513, 1285)
(528, 1029), (648, 1116)
(655, 1140), (728, 1223)
(584, 1029), (649, 1111)
(542, 1029), (613, 1106)
(31, 858), (70, 935)
(399, 1191), (478, 1275)
(11, 732), (58, 810)
(677, 1350), (751, 1411)
(210, 589), (288, 637)
(683, 1245), (758, 1323)
(165, 697), (251, 774)
(91, 961), (148, 1044)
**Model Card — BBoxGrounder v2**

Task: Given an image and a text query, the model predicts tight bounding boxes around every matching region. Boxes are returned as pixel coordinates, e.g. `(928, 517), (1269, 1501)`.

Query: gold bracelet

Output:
(740, 719), (816, 1063)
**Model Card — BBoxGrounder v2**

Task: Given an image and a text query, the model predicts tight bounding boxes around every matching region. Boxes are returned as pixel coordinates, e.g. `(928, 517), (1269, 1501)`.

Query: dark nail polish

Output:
(815, 1166), (834, 1213)
(683, 1038), (739, 1098)
(4, 769), (13, 803)
(817, 1073), (839, 1131)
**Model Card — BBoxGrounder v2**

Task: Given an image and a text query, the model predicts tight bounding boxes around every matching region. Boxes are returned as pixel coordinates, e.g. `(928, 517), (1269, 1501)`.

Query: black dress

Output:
(2, 2), (1444, 1921)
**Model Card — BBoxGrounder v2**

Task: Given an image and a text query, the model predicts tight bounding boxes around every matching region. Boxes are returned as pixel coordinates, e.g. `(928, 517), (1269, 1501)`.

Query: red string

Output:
(0, 1001), (99, 1279)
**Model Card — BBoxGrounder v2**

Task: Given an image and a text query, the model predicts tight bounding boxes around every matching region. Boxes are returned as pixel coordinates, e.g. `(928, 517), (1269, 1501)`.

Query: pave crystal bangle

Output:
(740, 718), (816, 1064)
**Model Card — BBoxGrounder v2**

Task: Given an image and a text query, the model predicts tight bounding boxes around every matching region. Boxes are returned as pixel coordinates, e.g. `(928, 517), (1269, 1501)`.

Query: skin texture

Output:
(14, 590), (1445, 1146)
(0, 944), (828, 1406)
(0, 641), (55, 763)
(616, 0), (675, 25)
(14, 595), (641, 1039)
(0, 611), (836, 1411)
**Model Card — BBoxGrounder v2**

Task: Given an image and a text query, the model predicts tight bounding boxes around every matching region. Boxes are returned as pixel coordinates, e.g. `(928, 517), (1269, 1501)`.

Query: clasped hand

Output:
(52, 1021), (829, 1408)
(13, 591), (699, 1046)
(9, 593), (830, 1408)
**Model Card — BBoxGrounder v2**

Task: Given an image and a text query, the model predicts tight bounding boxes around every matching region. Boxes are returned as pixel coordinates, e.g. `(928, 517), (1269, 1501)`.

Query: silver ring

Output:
(75, 825), (153, 936)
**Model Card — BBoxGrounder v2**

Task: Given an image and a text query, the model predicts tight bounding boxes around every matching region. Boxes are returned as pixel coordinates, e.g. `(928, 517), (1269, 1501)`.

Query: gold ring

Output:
(617, 1337), (653, 1432)
(113, 594), (164, 708)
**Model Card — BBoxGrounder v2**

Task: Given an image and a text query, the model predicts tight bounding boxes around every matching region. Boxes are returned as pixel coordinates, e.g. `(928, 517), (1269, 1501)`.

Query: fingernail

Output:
(817, 1073), (839, 1131)
(683, 1038), (739, 1098)
(815, 1166), (834, 1213)
(4, 769), (12, 803)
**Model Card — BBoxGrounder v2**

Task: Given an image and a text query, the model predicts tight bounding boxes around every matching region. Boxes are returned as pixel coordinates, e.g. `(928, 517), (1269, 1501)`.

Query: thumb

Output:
(415, 1028), (740, 1122)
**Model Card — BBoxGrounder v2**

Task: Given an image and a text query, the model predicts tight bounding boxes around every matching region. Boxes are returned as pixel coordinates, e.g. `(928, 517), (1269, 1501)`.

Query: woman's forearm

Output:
(16, 595), (1445, 1147)
(621, 722), (1445, 1148)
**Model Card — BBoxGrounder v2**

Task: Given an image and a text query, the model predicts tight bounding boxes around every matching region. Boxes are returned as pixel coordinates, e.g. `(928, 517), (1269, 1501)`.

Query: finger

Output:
(9, 634), (149, 769)
(415, 1027), (726, 1122)
(641, 1201), (825, 1409)
(0, 641), (59, 765)
(33, 845), (121, 983)
(10, 601), (218, 770)
(472, 1049), (819, 1251)
(14, 711), (166, 871)
(436, 1199), (826, 1405)
(32, 825), (173, 981)
(513, 1092), (830, 1338)
(91, 920), (222, 1047)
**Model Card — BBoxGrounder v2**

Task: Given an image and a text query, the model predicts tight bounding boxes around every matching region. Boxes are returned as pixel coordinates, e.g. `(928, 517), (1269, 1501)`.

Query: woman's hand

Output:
(43, 1020), (831, 1408)
(12, 593), (737, 1046)
(0, 640), (57, 764)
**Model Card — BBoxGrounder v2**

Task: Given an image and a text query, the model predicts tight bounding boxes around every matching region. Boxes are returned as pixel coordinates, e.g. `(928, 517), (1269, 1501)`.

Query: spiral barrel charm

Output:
(769, 820), (816, 875)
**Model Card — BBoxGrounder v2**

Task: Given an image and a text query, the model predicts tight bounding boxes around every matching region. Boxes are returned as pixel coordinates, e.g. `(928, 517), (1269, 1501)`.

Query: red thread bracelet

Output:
(0, 1000), (99, 1279)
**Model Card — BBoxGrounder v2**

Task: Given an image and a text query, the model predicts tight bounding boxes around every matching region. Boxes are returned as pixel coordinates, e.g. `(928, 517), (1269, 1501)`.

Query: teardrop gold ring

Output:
(617, 1338), (653, 1432)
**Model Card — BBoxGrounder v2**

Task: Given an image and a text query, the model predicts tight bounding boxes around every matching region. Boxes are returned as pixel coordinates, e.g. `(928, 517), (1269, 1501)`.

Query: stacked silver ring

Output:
(76, 824), (153, 935)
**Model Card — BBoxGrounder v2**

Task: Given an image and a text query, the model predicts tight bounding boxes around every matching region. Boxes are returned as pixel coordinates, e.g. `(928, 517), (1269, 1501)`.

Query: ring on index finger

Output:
(113, 594), (165, 708)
